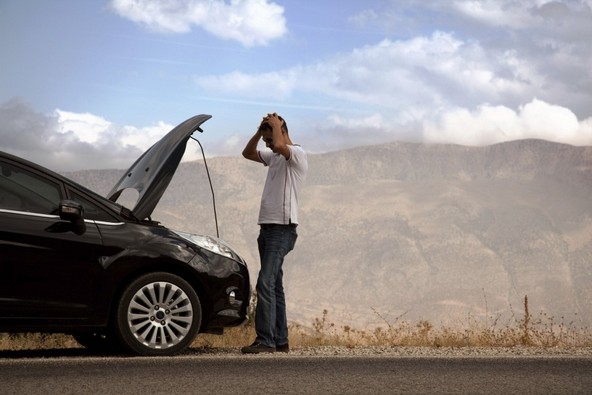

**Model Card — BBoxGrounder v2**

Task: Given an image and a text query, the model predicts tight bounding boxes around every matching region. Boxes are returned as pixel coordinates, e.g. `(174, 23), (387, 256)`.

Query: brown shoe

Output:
(276, 343), (290, 353)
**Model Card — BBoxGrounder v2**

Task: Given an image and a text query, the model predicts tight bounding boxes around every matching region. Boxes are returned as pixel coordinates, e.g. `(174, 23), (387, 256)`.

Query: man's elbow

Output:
(275, 144), (291, 160)
(243, 149), (258, 161)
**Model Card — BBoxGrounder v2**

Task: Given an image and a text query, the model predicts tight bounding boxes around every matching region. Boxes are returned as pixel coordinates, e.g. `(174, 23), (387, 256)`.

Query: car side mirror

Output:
(59, 199), (86, 235)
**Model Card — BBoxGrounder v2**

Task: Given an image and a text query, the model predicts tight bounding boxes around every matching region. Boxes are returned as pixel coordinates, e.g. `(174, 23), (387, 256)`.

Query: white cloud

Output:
(194, 69), (297, 99)
(120, 122), (175, 151)
(0, 99), (184, 171)
(328, 113), (385, 130)
(422, 99), (592, 146)
(57, 109), (174, 153)
(193, 22), (592, 149)
(343, 2), (591, 117)
(56, 110), (112, 144)
(452, 0), (538, 28)
(194, 31), (542, 115)
(2, 97), (590, 174)
(109, 0), (287, 47)
(225, 133), (241, 147)
(4, 1), (592, 170)
(452, 0), (592, 35)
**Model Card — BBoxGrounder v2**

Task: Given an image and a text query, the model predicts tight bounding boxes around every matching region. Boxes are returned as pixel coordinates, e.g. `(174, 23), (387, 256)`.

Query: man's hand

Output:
(263, 113), (284, 131)
(265, 113), (291, 160)
(243, 112), (291, 162)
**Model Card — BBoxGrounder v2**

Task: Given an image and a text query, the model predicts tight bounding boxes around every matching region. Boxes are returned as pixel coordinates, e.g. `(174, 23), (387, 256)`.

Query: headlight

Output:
(173, 231), (242, 262)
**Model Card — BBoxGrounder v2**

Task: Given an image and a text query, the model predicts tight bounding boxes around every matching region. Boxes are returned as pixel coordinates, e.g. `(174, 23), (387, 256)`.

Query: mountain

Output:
(65, 139), (592, 329)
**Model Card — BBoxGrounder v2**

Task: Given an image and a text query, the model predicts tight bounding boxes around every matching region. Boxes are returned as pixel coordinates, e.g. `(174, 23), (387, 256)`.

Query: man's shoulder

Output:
(257, 149), (273, 165)
(289, 144), (306, 158)
(288, 145), (308, 172)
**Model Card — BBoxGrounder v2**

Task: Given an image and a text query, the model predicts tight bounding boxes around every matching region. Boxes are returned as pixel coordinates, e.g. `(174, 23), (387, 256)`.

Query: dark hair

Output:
(257, 121), (272, 133)
(279, 116), (289, 134)
(257, 115), (289, 134)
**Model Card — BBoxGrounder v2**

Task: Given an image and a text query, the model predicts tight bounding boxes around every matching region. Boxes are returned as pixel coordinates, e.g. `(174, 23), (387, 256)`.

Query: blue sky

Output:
(1, 0), (591, 171)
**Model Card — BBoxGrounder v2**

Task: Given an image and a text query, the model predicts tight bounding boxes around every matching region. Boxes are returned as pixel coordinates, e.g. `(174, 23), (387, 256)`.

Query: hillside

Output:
(65, 139), (592, 329)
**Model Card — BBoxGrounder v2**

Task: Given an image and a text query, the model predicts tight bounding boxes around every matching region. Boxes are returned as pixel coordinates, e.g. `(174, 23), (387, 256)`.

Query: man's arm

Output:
(267, 114), (291, 160)
(242, 130), (262, 162)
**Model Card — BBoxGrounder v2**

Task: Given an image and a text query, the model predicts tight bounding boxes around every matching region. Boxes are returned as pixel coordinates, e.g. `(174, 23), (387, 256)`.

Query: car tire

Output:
(115, 272), (202, 356)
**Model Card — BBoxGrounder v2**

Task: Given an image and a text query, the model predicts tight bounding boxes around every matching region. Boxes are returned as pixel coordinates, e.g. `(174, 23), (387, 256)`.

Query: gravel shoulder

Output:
(188, 345), (592, 358)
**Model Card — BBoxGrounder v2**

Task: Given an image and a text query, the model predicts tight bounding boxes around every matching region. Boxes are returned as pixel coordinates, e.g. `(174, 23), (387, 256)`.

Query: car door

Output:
(0, 159), (103, 322)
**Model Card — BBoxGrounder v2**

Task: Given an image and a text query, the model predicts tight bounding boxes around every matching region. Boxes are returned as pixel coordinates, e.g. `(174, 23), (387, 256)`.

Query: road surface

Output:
(1, 348), (590, 394)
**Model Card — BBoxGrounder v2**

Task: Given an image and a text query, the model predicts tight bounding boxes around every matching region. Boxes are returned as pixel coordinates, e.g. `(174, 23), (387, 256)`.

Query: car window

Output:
(68, 190), (119, 222)
(0, 161), (62, 214)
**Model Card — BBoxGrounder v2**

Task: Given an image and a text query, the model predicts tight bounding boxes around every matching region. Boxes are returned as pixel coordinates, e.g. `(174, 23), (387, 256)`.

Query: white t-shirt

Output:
(257, 145), (308, 225)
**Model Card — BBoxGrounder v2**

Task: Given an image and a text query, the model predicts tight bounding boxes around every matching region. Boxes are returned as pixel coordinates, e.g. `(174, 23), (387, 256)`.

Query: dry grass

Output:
(194, 295), (592, 350)
(2, 296), (592, 351)
(0, 332), (80, 351)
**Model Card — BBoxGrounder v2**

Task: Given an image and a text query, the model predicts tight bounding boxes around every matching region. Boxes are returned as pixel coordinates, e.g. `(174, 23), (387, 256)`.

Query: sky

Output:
(1, 0), (591, 171)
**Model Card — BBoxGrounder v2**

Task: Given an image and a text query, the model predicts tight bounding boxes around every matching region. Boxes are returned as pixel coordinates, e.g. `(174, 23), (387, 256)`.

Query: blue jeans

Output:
(255, 224), (298, 347)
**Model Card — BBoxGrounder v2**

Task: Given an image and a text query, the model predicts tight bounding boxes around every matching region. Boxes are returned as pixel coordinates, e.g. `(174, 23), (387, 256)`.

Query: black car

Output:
(0, 114), (250, 356)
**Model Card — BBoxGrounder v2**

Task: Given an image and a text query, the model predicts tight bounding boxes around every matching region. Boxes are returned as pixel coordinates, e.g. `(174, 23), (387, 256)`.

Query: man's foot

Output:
(276, 343), (290, 353)
(241, 342), (276, 354)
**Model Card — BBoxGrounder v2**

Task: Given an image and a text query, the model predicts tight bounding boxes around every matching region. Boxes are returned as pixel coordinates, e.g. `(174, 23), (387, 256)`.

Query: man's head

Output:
(258, 114), (288, 134)
(258, 114), (289, 152)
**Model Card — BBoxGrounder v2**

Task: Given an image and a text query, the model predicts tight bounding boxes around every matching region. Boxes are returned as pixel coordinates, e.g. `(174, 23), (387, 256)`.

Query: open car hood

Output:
(107, 114), (212, 220)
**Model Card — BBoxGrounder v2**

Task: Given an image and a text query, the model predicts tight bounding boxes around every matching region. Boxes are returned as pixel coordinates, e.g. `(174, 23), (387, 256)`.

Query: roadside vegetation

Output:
(194, 296), (592, 349)
(2, 296), (591, 351)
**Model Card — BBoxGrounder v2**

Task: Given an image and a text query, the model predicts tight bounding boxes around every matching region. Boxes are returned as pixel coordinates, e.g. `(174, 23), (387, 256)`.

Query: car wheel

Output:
(115, 272), (202, 356)
(72, 331), (122, 354)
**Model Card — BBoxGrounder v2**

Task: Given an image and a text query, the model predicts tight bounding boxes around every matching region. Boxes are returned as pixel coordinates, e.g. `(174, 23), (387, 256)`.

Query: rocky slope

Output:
(65, 139), (592, 329)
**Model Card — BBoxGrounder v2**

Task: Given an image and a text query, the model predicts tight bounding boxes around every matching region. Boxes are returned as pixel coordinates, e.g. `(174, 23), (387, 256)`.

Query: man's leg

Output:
(274, 227), (297, 347)
(274, 266), (288, 345)
(254, 225), (296, 347)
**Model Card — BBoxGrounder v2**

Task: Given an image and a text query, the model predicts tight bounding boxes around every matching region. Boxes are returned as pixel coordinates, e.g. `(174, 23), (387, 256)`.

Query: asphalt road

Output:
(1, 349), (591, 394)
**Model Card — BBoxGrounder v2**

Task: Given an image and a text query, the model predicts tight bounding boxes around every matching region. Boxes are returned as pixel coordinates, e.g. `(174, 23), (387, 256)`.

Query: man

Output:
(241, 113), (308, 354)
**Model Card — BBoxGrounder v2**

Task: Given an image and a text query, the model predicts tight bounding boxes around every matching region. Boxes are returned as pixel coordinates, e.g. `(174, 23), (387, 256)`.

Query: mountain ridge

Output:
(65, 138), (592, 329)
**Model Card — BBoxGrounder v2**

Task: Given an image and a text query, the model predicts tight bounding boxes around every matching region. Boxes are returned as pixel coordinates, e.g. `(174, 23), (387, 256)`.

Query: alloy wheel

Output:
(126, 281), (194, 349)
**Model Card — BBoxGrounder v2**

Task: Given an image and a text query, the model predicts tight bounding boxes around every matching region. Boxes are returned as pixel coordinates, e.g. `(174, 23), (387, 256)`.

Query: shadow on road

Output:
(0, 346), (235, 359)
(0, 348), (98, 359)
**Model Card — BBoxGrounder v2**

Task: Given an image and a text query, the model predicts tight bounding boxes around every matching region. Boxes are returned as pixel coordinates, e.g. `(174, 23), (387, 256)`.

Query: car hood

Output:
(107, 114), (212, 220)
